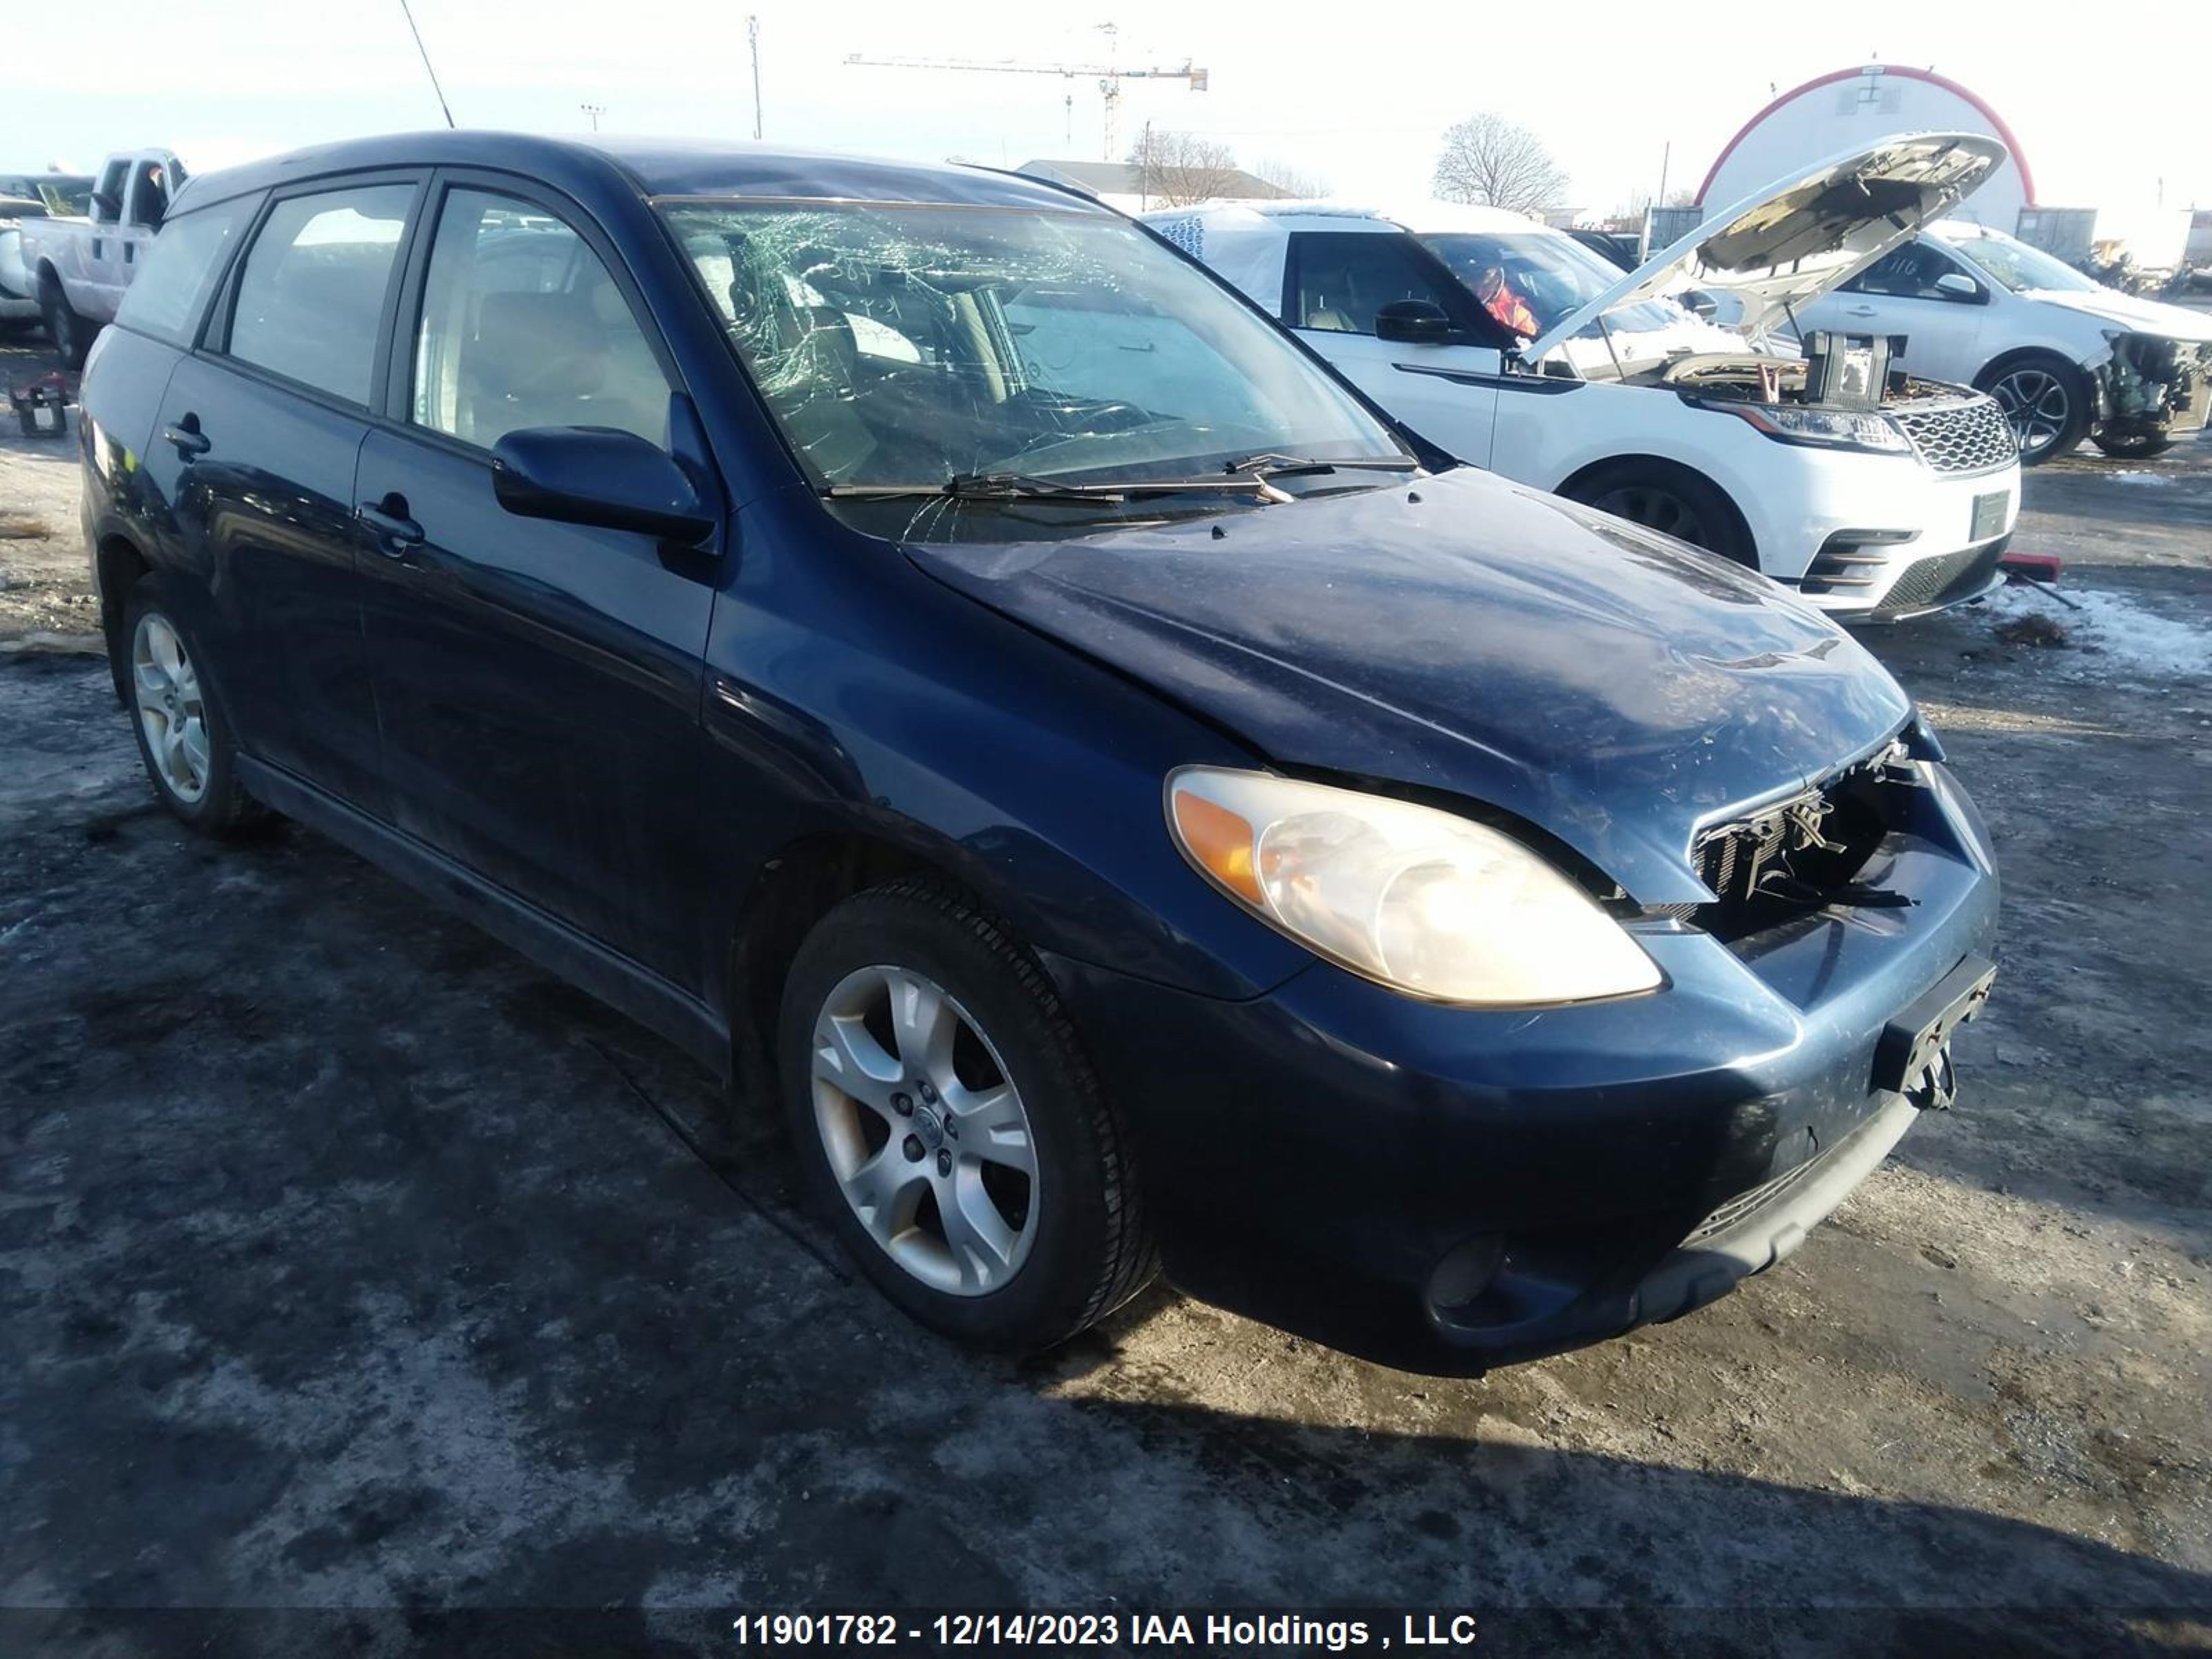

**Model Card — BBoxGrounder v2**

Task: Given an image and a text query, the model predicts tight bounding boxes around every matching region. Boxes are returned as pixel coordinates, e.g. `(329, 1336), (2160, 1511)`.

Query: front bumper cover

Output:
(1046, 762), (2000, 1374)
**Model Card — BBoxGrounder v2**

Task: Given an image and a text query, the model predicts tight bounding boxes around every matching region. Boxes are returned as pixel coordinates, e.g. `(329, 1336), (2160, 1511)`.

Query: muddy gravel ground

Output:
(3, 341), (2211, 1656)
(0, 355), (97, 654)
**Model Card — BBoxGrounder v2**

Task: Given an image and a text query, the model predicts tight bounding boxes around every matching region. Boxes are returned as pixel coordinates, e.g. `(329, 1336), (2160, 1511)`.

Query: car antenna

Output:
(395, 0), (458, 129)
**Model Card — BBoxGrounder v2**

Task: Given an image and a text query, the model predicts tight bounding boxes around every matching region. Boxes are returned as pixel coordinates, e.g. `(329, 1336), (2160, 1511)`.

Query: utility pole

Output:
(1138, 119), (1152, 212)
(747, 15), (764, 141)
(579, 103), (605, 132)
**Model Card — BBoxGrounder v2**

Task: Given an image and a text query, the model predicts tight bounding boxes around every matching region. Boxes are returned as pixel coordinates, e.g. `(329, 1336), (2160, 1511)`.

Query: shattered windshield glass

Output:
(659, 200), (1410, 495)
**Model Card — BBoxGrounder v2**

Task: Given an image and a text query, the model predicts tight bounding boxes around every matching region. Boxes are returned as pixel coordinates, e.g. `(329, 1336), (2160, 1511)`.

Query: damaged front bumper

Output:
(1045, 750), (2001, 1374)
(2092, 333), (2212, 440)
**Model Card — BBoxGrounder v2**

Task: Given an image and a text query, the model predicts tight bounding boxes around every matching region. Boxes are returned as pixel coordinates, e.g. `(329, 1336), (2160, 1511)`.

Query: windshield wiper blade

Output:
(824, 474), (1119, 503)
(825, 471), (1295, 504)
(1224, 451), (1424, 480)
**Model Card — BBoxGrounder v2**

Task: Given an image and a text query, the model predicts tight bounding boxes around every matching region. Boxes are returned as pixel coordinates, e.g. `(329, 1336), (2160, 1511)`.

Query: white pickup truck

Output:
(17, 149), (187, 366)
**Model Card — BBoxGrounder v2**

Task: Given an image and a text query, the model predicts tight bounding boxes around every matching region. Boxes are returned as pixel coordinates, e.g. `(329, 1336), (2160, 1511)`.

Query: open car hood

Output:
(1523, 132), (2008, 362)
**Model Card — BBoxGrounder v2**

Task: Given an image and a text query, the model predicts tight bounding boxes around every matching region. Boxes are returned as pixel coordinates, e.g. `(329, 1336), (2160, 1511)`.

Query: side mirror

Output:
(89, 190), (121, 223)
(1374, 299), (1454, 345)
(491, 426), (715, 544)
(1933, 271), (1983, 303)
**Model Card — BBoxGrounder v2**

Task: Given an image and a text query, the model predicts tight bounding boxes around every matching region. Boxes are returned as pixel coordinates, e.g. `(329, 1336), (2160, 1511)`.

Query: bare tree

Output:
(1128, 129), (1244, 208)
(1431, 114), (1569, 214)
(1252, 156), (1331, 200)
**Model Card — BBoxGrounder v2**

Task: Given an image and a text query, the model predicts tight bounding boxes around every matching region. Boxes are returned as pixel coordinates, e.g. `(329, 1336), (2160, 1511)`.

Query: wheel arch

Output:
(721, 830), (997, 1116)
(1554, 452), (1759, 567)
(1971, 344), (2093, 397)
(95, 533), (151, 704)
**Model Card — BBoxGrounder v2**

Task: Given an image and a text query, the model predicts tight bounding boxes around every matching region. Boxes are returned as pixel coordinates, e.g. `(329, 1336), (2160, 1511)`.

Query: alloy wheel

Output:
(1990, 368), (2072, 460)
(131, 612), (210, 805)
(809, 964), (1039, 1295)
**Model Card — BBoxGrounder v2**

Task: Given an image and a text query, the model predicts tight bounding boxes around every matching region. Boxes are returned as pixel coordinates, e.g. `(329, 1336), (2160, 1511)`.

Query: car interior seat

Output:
(462, 281), (666, 447)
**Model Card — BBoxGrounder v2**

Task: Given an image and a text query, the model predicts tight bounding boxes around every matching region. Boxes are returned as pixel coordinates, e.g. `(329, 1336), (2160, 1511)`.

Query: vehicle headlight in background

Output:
(1699, 400), (1913, 456)
(1165, 767), (1662, 1006)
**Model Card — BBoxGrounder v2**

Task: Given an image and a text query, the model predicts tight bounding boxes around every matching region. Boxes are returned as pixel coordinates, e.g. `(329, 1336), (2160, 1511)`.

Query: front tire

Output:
(1977, 354), (2090, 466)
(778, 879), (1154, 1351)
(122, 574), (262, 835)
(2090, 429), (2173, 460)
(1562, 461), (1756, 568)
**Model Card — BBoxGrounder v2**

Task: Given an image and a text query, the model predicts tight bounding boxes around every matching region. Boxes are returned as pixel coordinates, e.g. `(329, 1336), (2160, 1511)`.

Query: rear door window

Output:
(115, 201), (249, 344)
(410, 187), (671, 450)
(225, 184), (414, 406)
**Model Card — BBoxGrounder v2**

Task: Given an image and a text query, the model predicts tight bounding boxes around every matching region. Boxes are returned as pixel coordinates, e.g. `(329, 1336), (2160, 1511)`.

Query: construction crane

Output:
(845, 26), (1207, 161)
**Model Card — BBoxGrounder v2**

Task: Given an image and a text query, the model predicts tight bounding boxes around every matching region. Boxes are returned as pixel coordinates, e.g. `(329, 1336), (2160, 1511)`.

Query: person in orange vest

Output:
(1473, 265), (1539, 338)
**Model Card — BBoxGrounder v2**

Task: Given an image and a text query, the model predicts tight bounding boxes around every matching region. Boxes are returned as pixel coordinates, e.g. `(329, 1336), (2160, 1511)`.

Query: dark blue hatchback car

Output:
(75, 132), (1997, 1373)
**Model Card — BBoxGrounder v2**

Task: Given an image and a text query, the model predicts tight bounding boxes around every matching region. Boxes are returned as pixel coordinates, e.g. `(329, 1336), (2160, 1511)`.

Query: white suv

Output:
(1794, 221), (2212, 465)
(1147, 135), (2023, 621)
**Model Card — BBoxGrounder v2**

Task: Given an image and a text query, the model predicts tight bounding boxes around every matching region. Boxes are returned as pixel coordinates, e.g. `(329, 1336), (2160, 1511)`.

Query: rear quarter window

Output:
(114, 201), (250, 345)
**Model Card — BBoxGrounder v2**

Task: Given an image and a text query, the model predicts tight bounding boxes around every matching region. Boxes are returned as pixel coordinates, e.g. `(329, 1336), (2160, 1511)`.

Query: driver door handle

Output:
(357, 498), (424, 556)
(163, 418), (210, 457)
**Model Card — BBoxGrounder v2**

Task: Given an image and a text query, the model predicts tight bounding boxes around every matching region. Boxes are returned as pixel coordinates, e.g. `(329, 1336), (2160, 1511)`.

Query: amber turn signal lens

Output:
(1170, 788), (1262, 906)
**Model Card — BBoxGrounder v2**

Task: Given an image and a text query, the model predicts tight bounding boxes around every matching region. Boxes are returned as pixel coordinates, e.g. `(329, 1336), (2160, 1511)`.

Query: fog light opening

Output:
(1426, 1233), (1506, 1313)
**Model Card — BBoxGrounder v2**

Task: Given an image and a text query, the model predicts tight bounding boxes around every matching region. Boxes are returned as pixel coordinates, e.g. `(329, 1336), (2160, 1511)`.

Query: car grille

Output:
(1875, 536), (2009, 619)
(1683, 1156), (1820, 1246)
(1891, 397), (2016, 475)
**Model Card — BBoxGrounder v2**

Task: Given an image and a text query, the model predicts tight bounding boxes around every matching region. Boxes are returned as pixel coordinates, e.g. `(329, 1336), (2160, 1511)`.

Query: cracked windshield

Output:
(660, 201), (1413, 531)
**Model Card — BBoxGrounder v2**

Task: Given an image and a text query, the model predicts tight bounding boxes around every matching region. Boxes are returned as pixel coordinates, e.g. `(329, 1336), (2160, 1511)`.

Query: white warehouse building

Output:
(1696, 64), (2036, 231)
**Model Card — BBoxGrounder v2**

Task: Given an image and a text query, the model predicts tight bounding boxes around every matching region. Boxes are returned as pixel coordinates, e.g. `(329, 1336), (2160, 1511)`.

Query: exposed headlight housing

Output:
(1698, 399), (1913, 456)
(1165, 767), (1662, 1007)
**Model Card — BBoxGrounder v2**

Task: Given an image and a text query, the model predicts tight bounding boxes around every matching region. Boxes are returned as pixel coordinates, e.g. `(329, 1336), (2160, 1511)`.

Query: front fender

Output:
(696, 486), (1315, 1005)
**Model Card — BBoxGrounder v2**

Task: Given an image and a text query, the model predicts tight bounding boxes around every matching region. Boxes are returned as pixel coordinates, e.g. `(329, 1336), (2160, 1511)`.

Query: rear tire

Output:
(39, 271), (94, 370)
(1976, 353), (2090, 466)
(1562, 460), (1756, 568)
(121, 573), (264, 836)
(778, 878), (1155, 1351)
(2090, 429), (2173, 460)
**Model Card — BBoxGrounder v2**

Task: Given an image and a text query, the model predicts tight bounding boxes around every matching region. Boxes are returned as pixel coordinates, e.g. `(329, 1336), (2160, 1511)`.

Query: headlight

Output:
(1165, 767), (1662, 1006)
(1700, 400), (1913, 456)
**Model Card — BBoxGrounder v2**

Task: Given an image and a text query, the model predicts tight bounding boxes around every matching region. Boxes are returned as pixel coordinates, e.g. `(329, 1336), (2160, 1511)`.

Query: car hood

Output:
(903, 470), (1914, 906)
(1524, 132), (2007, 362)
(2016, 285), (2212, 341)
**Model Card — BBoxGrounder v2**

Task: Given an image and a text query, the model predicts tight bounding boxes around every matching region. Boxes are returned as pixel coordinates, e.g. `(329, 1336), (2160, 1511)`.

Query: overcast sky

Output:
(14, 0), (2211, 218)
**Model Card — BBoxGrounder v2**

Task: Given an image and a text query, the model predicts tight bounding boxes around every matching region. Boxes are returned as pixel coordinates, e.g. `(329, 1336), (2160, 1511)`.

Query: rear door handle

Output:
(356, 500), (424, 555)
(163, 418), (210, 457)
(1842, 304), (1878, 317)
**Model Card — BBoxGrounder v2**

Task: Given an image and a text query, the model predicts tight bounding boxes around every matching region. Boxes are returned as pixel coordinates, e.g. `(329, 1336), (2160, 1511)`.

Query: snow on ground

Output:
(2103, 470), (2176, 487)
(1975, 578), (2212, 682)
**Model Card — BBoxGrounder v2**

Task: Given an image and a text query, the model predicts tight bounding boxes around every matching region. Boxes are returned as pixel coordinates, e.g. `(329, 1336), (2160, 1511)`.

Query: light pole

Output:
(580, 103), (606, 133)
